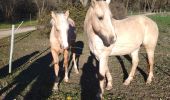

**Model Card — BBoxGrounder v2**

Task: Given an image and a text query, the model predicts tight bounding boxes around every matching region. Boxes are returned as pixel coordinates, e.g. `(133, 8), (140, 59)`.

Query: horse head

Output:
(91, 0), (116, 47)
(81, 0), (116, 47)
(51, 10), (70, 49)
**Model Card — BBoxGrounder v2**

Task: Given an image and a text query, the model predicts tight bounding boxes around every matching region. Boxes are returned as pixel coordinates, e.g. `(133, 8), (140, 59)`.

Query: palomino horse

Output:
(82, 0), (159, 98)
(50, 10), (79, 90)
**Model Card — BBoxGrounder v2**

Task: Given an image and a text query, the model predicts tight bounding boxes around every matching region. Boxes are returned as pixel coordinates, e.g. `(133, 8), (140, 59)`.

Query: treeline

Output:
(121, 0), (170, 12)
(0, 0), (169, 22)
(0, 0), (85, 23)
(0, 0), (59, 22)
(0, 0), (37, 22)
(110, 0), (170, 19)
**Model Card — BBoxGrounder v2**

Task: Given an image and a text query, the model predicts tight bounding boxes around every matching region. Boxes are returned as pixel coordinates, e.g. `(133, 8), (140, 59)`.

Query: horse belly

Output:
(110, 41), (141, 55)
(110, 23), (144, 55)
(110, 46), (137, 55)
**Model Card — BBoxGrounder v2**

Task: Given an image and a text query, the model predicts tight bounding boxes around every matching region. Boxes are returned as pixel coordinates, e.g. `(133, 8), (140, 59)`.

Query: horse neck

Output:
(85, 7), (93, 21)
(84, 7), (96, 28)
(110, 17), (118, 30)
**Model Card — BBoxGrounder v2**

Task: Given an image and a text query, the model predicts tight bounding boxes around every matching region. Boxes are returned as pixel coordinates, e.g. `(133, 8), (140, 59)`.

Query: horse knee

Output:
(147, 52), (154, 65)
(53, 64), (60, 79)
(131, 49), (139, 66)
(98, 66), (106, 81)
(98, 73), (105, 81)
(64, 58), (68, 65)
(145, 49), (154, 73)
(106, 72), (113, 90)
(132, 59), (139, 66)
(99, 58), (108, 80)
(51, 49), (59, 63)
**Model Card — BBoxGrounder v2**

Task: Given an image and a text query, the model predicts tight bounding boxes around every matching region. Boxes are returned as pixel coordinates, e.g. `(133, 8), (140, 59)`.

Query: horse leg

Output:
(97, 57), (108, 99)
(105, 66), (113, 90)
(124, 49), (139, 85)
(72, 52), (79, 74)
(145, 47), (155, 84)
(64, 49), (69, 82)
(51, 49), (60, 90)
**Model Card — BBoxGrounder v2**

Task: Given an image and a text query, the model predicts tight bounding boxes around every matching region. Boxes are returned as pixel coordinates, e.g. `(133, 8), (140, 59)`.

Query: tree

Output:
(0, 0), (16, 22)
(34, 0), (56, 18)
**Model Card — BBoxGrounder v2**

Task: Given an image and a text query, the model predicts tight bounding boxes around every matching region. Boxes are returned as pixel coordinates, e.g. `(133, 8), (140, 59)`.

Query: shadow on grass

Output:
(0, 51), (55, 100)
(116, 55), (148, 83)
(0, 51), (39, 78)
(115, 56), (129, 81)
(80, 53), (100, 100)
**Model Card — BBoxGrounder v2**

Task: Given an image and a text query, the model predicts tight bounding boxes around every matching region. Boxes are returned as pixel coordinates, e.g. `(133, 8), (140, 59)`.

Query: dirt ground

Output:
(0, 26), (36, 39)
(0, 18), (170, 100)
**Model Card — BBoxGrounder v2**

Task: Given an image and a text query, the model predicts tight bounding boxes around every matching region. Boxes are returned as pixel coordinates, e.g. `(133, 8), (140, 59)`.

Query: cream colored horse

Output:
(50, 10), (79, 91)
(82, 0), (159, 98)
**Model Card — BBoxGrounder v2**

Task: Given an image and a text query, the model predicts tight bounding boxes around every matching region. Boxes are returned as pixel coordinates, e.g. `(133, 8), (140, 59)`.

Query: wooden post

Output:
(9, 25), (15, 73)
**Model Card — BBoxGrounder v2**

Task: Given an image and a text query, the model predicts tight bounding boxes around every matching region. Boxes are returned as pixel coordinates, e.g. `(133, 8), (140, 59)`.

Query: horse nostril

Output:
(98, 33), (115, 47)
(102, 36), (115, 47)
(109, 36), (115, 44)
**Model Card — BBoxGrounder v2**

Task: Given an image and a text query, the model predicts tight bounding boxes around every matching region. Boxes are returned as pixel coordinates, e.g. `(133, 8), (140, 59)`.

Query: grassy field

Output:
(0, 14), (170, 100)
(0, 20), (38, 29)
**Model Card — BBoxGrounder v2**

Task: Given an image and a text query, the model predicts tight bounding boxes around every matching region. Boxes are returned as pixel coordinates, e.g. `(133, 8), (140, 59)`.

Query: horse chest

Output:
(88, 34), (112, 58)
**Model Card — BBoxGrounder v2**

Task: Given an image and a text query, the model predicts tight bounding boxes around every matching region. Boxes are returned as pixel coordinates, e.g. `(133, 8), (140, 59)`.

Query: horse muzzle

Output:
(62, 43), (69, 49)
(99, 34), (115, 47)
(63, 45), (69, 49)
(105, 36), (115, 47)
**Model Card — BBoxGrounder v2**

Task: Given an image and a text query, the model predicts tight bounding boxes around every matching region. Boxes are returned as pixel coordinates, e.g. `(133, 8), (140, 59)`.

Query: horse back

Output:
(114, 15), (158, 41)
(110, 15), (159, 55)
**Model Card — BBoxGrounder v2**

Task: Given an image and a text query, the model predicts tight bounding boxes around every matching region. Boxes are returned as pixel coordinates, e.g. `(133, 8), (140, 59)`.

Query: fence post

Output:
(9, 25), (15, 73)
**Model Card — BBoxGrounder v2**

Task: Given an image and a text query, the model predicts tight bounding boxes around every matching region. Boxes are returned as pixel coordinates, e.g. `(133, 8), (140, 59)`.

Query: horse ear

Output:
(91, 0), (96, 7)
(80, 0), (88, 7)
(65, 10), (69, 18)
(51, 11), (56, 18)
(106, 0), (111, 4)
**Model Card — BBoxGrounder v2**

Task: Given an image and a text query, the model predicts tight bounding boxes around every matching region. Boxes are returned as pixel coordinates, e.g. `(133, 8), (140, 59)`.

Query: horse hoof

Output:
(53, 83), (59, 91)
(146, 79), (152, 85)
(53, 88), (59, 92)
(75, 70), (79, 74)
(123, 80), (131, 85)
(105, 85), (113, 91)
(64, 78), (69, 83)
(146, 75), (154, 85)
(123, 77), (133, 85)
(96, 93), (103, 100)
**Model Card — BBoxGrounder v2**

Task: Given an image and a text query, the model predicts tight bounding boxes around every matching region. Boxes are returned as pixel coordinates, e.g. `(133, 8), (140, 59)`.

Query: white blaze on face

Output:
(58, 14), (69, 49)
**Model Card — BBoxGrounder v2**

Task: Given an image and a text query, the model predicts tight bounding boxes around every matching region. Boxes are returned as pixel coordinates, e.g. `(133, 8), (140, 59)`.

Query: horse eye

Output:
(98, 17), (103, 20)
